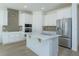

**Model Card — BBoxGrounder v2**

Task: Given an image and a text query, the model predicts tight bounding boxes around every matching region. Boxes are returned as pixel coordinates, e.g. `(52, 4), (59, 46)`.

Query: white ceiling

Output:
(0, 3), (71, 12)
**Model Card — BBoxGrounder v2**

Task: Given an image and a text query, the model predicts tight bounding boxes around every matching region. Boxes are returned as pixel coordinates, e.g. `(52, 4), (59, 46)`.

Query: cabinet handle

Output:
(38, 38), (41, 43)
(29, 35), (31, 38)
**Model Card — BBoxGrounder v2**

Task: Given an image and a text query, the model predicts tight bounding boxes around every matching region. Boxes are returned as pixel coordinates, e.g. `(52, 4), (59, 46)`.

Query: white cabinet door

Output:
(19, 12), (25, 26)
(25, 14), (32, 24)
(2, 32), (24, 44)
(3, 8), (8, 25)
(19, 11), (32, 26)
(2, 33), (9, 44)
(56, 7), (72, 19)
(44, 7), (72, 26)
(8, 32), (24, 43)
(44, 13), (57, 26)
(0, 8), (7, 25)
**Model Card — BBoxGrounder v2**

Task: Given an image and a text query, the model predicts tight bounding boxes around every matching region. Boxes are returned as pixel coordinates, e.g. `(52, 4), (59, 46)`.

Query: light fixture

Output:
(41, 7), (45, 10)
(24, 5), (27, 8)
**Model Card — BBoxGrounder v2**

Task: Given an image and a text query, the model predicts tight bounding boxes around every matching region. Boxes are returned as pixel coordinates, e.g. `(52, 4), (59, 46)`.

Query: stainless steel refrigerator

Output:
(56, 18), (72, 48)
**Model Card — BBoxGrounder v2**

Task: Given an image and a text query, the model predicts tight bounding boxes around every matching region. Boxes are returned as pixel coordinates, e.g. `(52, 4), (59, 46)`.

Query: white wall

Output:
(72, 4), (78, 51)
(44, 6), (72, 26)
(32, 11), (44, 33)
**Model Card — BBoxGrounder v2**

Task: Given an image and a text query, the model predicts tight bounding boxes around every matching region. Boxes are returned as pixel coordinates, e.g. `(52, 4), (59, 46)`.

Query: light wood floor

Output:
(0, 40), (79, 56)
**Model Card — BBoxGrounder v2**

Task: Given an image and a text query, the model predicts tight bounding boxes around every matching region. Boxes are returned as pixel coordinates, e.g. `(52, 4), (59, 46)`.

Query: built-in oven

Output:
(25, 24), (32, 27)
(25, 24), (32, 32)
(25, 27), (32, 32)
(24, 24), (32, 37)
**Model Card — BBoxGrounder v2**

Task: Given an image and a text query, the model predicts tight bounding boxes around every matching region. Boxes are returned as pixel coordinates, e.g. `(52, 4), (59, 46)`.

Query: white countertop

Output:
(29, 33), (60, 40)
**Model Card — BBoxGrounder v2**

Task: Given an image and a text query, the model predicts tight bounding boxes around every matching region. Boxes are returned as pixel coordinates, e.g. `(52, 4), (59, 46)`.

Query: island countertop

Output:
(28, 33), (61, 41)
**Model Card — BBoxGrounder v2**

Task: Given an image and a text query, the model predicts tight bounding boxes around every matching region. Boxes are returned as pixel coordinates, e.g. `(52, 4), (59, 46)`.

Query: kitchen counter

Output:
(2, 32), (24, 44)
(26, 32), (60, 56)
(30, 33), (60, 40)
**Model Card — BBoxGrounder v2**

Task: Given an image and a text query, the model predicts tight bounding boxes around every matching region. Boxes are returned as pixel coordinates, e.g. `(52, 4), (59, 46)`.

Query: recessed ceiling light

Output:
(41, 7), (45, 10)
(24, 5), (27, 8)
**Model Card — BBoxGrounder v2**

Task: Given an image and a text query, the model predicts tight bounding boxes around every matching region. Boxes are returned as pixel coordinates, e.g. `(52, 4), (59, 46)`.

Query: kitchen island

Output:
(26, 33), (60, 56)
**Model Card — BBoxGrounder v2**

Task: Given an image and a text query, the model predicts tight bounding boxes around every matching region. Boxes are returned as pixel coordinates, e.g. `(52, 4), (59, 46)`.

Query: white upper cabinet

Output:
(44, 12), (57, 26)
(19, 11), (26, 26)
(56, 7), (72, 19)
(44, 6), (72, 26)
(25, 14), (32, 24)
(0, 8), (8, 33)
(0, 8), (8, 25)
(19, 11), (32, 26)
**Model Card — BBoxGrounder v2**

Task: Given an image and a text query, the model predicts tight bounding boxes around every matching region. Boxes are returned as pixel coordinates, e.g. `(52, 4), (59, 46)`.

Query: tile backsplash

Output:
(43, 26), (56, 31)
(2, 25), (22, 32)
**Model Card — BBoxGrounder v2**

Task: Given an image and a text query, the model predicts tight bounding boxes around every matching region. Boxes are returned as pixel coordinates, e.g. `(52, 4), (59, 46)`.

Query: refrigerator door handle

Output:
(56, 27), (59, 31)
